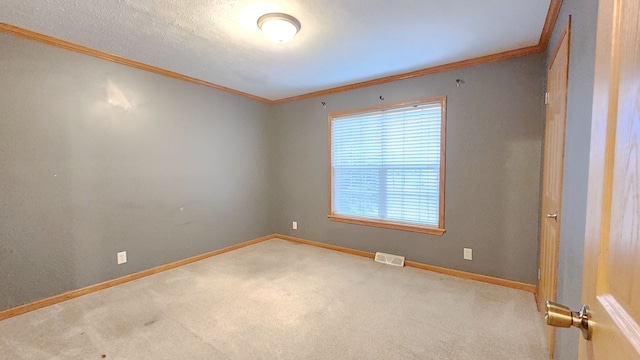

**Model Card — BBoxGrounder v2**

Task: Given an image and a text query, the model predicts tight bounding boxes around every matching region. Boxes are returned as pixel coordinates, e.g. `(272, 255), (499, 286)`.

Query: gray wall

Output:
(547, 0), (599, 359)
(0, 34), (272, 311)
(0, 17), (567, 320)
(270, 54), (546, 284)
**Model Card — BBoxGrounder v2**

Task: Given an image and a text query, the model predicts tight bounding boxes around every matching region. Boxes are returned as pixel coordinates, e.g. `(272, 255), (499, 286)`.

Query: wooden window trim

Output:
(327, 96), (447, 235)
(328, 215), (446, 235)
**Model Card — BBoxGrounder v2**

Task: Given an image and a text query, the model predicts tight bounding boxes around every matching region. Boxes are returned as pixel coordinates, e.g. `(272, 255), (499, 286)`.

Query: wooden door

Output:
(538, 19), (570, 357)
(579, 0), (640, 358)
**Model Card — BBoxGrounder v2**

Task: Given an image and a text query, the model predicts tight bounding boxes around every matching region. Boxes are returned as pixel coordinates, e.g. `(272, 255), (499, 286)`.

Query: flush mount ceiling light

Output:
(257, 13), (301, 44)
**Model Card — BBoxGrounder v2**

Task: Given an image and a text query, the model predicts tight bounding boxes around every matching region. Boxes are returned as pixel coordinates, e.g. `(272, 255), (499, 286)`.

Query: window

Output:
(328, 97), (446, 235)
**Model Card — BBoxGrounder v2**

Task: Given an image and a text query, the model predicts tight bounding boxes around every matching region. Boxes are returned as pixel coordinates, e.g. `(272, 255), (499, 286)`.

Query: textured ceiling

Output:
(0, 0), (551, 101)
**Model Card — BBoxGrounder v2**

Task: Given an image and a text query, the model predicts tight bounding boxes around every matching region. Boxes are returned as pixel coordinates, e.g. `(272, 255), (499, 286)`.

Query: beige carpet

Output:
(0, 239), (548, 359)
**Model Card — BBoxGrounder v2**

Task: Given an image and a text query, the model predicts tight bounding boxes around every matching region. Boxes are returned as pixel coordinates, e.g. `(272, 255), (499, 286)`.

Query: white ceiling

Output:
(0, 0), (551, 101)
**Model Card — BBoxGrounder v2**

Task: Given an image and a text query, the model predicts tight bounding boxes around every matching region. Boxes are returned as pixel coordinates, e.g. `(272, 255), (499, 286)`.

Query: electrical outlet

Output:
(463, 248), (472, 261)
(292, 221), (298, 230)
(117, 251), (127, 264)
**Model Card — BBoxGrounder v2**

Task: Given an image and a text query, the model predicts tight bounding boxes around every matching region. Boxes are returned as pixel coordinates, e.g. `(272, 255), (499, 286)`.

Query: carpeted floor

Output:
(0, 239), (548, 359)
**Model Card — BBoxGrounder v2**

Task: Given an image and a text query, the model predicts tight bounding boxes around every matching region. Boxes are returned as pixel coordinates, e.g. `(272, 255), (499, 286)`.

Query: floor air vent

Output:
(374, 252), (405, 267)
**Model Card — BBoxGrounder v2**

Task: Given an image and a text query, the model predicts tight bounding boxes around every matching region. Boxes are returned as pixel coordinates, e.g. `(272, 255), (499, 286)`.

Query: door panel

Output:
(580, 0), (640, 358)
(538, 19), (570, 357)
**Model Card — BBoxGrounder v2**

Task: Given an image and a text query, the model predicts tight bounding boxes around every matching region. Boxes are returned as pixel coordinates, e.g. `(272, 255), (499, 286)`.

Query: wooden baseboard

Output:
(274, 233), (537, 294)
(404, 260), (537, 293)
(275, 234), (375, 259)
(0, 234), (276, 321)
(1, 233), (536, 321)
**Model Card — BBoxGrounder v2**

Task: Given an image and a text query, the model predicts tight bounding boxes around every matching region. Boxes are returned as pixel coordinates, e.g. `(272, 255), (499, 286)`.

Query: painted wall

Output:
(270, 54), (546, 284)
(546, 0), (599, 359)
(0, 34), (271, 311)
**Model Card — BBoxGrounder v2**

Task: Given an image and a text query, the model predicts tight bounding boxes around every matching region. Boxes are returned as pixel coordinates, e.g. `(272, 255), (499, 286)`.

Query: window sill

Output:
(328, 215), (445, 236)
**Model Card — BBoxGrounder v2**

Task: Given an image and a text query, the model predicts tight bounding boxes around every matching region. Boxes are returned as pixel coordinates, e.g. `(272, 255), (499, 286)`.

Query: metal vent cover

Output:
(374, 252), (405, 267)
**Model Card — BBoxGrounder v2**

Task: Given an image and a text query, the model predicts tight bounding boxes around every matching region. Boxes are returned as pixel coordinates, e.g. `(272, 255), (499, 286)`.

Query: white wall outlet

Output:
(463, 248), (472, 261)
(292, 221), (298, 230)
(117, 251), (127, 264)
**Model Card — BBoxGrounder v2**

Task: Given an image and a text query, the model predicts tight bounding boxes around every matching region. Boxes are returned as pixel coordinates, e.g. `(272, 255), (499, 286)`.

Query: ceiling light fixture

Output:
(257, 13), (301, 44)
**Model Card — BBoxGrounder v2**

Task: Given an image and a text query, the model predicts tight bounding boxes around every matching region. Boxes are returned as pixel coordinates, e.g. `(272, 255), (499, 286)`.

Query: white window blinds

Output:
(330, 100), (444, 229)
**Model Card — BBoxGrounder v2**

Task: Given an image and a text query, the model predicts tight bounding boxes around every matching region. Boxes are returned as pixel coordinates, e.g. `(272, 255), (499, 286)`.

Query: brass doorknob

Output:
(545, 301), (592, 340)
(546, 211), (558, 220)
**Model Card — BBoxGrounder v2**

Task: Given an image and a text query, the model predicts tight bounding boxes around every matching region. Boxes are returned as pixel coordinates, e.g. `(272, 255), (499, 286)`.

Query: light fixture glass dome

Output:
(257, 13), (301, 44)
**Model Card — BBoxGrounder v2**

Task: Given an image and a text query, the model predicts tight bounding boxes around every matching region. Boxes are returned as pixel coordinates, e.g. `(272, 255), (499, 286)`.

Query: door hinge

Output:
(545, 92), (550, 105)
(538, 268), (541, 280)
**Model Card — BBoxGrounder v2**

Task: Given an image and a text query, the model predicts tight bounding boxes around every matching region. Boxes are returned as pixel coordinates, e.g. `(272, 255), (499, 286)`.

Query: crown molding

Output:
(0, 22), (273, 104)
(1, 1), (563, 104)
(272, 45), (542, 104)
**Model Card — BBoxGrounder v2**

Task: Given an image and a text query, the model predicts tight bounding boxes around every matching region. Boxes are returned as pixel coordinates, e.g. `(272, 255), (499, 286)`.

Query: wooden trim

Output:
(404, 260), (537, 293)
(272, 45), (542, 104)
(328, 215), (446, 236)
(0, 23), (273, 104)
(275, 234), (375, 259)
(327, 96), (446, 118)
(0, 234), (276, 321)
(539, 0), (565, 51)
(1, 233), (536, 321)
(275, 234), (536, 293)
(2, 0), (558, 107)
(2, 0), (559, 106)
(439, 97), (447, 229)
(327, 112), (334, 218)
(327, 97), (446, 235)
(272, 0), (561, 104)
(549, 16), (572, 70)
